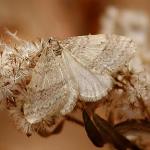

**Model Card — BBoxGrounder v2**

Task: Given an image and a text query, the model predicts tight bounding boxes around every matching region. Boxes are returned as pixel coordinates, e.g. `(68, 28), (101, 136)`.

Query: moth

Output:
(0, 33), (136, 135)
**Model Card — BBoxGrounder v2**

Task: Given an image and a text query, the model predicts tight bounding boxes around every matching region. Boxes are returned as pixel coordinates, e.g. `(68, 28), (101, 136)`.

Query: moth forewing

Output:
(23, 43), (78, 124)
(61, 34), (136, 102)
(62, 50), (113, 102)
(61, 34), (136, 75)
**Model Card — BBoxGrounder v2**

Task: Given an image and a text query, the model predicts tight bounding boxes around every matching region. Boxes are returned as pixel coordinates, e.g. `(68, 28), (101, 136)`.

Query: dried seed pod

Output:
(82, 110), (141, 150)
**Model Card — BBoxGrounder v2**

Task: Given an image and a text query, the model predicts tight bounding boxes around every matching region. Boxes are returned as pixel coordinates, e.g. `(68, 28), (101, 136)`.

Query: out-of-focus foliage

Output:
(98, 6), (150, 149)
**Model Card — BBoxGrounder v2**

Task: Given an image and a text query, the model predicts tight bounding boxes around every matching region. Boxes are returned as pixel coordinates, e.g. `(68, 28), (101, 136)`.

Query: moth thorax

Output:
(48, 38), (62, 56)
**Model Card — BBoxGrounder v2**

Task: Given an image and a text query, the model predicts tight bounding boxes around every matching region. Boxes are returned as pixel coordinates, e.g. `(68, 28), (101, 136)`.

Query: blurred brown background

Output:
(0, 0), (107, 39)
(0, 0), (150, 150)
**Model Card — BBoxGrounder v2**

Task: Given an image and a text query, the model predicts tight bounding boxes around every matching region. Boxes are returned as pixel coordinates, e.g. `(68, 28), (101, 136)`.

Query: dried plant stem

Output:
(65, 115), (84, 127)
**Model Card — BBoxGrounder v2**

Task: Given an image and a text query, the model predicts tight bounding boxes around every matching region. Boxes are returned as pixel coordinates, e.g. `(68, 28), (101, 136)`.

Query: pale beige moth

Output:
(0, 33), (136, 135)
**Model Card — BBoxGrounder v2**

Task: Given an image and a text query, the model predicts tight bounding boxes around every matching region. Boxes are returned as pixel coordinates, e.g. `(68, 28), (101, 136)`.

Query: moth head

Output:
(48, 37), (62, 56)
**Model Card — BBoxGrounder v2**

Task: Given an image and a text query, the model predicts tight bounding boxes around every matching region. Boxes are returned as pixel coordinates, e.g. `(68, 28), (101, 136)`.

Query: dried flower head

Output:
(100, 6), (150, 149)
